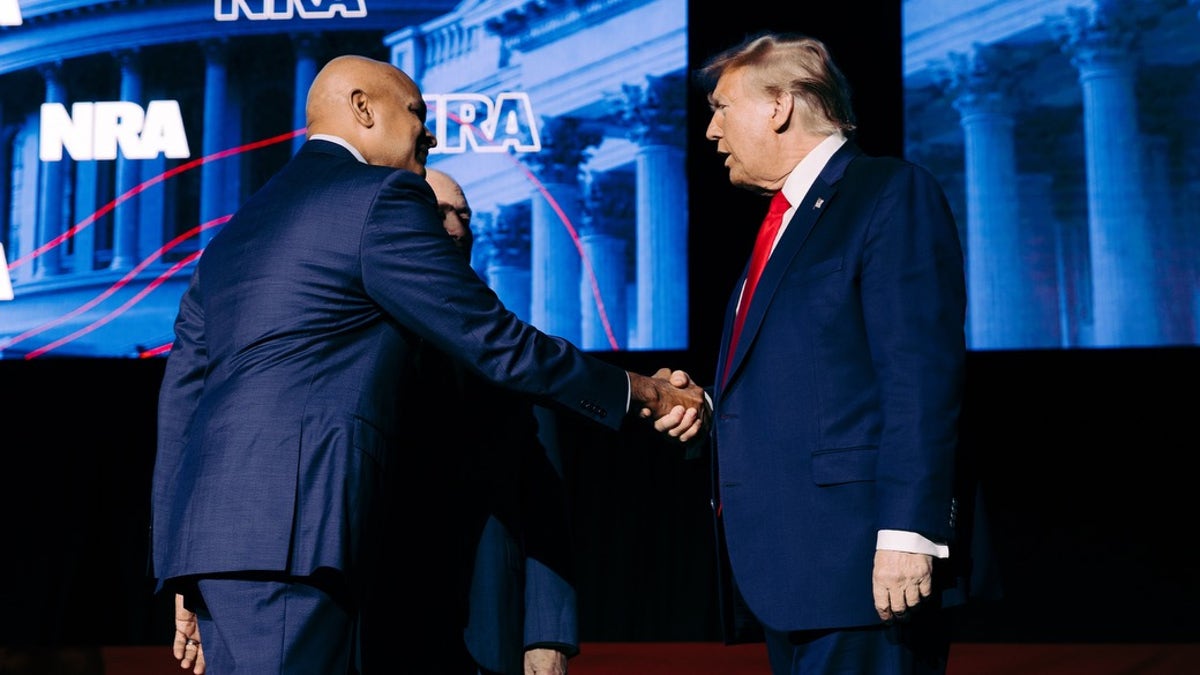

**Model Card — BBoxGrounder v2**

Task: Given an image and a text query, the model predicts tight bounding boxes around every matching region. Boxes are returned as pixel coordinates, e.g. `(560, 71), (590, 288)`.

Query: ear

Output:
(350, 89), (374, 128)
(769, 91), (794, 133)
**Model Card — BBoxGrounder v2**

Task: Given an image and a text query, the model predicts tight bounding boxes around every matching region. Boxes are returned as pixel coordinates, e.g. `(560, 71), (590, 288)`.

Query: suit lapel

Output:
(715, 259), (747, 398)
(719, 142), (860, 396)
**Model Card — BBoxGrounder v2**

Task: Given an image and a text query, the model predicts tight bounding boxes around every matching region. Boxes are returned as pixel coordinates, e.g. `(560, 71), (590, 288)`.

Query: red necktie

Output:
(723, 191), (790, 384)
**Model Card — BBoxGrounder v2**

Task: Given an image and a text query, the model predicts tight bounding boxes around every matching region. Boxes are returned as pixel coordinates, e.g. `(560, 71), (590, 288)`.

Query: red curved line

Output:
(7, 127), (304, 271)
(10, 127), (304, 357)
(138, 342), (172, 358)
(25, 250), (204, 360)
(6, 216), (229, 354)
(446, 111), (620, 350)
(507, 158), (620, 351)
(16, 121), (621, 355)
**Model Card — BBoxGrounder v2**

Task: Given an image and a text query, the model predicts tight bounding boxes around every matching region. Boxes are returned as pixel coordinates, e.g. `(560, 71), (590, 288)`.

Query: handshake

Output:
(628, 368), (711, 444)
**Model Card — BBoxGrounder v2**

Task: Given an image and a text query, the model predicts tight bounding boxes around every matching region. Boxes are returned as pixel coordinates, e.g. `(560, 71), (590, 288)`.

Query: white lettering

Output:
(214, 0), (366, 22)
(40, 103), (93, 161)
(0, 0), (21, 27)
(139, 100), (191, 159)
(427, 92), (542, 155)
(92, 101), (144, 160)
(39, 100), (191, 162)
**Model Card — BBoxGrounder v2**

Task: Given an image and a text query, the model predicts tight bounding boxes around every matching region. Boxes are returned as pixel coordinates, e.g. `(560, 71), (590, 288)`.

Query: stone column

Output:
(138, 154), (166, 260)
(613, 74), (687, 350)
(480, 202), (532, 322)
(35, 61), (67, 277)
(943, 46), (1048, 349)
(525, 116), (597, 345)
(1054, 3), (1162, 346)
(200, 40), (230, 246)
(579, 170), (633, 350)
(292, 33), (321, 154)
(8, 124), (38, 284)
(0, 115), (12, 264)
(110, 48), (142, 270)
(71, 159), (99, 274)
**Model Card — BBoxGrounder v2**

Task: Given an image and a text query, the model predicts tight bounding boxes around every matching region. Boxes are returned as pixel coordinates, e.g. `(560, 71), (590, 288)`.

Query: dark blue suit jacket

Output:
(710, 141), (968, 634)
(151, 140), (628, 593)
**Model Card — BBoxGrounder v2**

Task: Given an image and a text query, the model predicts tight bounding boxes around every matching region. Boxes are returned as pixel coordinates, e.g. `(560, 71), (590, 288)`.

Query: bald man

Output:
(152, 55), (707, 674)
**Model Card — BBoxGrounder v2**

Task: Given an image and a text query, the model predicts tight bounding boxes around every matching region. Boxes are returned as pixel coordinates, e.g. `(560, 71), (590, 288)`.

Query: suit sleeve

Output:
(360, 171), (629, 430)
(860, 163), (966, 543)
(151, 266), (208, 579)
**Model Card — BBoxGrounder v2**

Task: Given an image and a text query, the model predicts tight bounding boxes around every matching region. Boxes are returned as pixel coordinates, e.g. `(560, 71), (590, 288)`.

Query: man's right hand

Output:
(173, 593), (205, 674)
(628, 368), (710, 443)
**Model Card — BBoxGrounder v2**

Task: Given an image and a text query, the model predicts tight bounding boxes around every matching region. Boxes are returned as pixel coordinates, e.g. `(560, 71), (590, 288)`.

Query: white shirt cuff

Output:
(876, 529), (949, 558)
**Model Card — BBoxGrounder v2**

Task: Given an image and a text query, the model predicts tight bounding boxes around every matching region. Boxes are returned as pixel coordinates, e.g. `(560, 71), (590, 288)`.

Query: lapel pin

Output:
(813, 198), (824, 209)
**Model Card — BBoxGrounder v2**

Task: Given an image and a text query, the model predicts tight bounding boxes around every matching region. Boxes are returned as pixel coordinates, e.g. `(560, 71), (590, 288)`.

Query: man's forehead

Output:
(390, 72), (423, 103)
(710, 71), (743, 100)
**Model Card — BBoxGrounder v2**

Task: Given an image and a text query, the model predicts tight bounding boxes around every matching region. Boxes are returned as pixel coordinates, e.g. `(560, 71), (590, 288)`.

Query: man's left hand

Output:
(871, 550), (933, 623)
(525, 647), (567, 675)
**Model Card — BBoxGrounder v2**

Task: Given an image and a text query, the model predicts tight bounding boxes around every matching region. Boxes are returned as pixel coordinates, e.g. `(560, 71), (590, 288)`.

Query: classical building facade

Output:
(390, 0), (687, 351)
(905, 0), (1200, 349)
(0, 0), (687, 357)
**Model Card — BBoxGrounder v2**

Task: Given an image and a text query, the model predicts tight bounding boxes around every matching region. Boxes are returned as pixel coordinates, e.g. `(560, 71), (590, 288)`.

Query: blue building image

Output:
(904, 0), (1200, 350)
(0, 0), (687, 358)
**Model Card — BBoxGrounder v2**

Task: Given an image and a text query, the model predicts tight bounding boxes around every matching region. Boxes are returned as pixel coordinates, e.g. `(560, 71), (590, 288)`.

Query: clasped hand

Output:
(630, 368), (710, 444)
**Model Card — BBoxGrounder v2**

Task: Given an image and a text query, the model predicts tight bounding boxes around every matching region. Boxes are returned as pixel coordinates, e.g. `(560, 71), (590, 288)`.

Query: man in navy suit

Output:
(679, 32), (969, 673)
(153, 54), (706, 675)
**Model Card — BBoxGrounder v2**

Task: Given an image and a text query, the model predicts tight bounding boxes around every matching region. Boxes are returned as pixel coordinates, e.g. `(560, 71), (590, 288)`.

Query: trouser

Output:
(762, 611), (950, 675)
(191, 573), (357, 675)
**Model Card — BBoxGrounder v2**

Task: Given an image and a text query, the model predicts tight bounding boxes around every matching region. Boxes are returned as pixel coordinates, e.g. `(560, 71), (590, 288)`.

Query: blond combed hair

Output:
(699, 32), (857, 137)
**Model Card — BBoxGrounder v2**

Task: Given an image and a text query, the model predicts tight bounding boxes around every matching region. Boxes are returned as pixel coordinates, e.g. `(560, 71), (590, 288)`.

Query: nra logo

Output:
(37, 93), (541, 162)
(0, 0), (22, 26)
(426, 93), (542, 155)
(39, 101), (191, 162)
(214, 0), (366, 21)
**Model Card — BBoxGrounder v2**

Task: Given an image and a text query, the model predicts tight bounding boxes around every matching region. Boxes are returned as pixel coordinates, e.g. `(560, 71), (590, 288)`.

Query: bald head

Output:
(305, 54), (437, 174)
(425, 168), (473, 259)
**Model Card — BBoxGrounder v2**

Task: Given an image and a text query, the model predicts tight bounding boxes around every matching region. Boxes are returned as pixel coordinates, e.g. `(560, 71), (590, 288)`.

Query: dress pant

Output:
(192, 574), (356, 675)
(762, 611), (949, 675)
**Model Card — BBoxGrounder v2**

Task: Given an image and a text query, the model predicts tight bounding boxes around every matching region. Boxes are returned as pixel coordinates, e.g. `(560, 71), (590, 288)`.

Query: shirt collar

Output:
(780, 132), (847, 208)
(310, 134), (367, 164)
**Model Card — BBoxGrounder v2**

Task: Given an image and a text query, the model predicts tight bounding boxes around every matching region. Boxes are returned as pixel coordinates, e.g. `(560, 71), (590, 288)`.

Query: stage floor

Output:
(75, 642), (1197, 674)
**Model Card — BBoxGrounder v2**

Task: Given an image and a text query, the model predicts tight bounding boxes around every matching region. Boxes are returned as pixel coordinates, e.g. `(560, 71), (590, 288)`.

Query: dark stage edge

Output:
(4, 642), (1195, 674)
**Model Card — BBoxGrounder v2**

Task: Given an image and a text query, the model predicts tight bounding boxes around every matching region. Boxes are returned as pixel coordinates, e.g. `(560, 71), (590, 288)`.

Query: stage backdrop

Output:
(2, 0), (1199, 655)
(0, 0), (689, 358)
(903, 0), (1200, 350)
